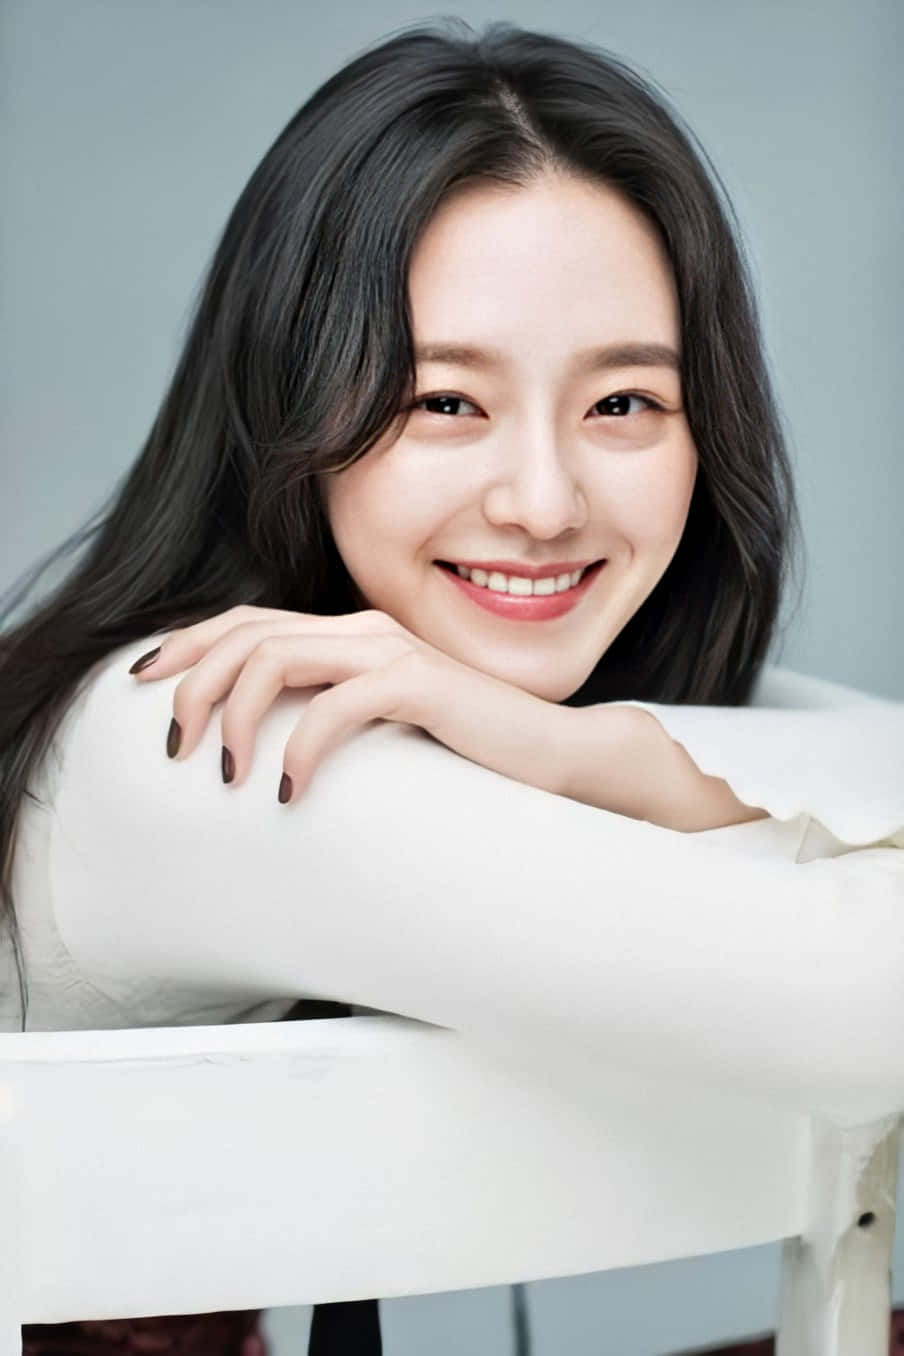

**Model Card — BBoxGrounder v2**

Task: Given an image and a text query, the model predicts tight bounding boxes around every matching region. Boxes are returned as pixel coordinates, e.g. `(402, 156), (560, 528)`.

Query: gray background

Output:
(2, 1), (901, 1352)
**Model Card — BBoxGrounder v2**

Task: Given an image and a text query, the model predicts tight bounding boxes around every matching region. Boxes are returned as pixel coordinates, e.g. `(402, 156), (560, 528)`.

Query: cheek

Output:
(323, 466), (420, 587)
(643, 445), (698, 547)
(608, 455), (697, 553)
(326, 456), (456, 566)
(323, 471), (379, 558)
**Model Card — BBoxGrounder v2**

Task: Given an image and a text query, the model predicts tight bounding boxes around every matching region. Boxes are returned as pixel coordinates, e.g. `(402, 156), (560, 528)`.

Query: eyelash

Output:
(408, 391), (666, 419)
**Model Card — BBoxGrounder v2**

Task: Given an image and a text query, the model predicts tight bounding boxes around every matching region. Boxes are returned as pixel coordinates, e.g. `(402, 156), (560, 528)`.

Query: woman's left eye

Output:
(592, 392), (664, 418)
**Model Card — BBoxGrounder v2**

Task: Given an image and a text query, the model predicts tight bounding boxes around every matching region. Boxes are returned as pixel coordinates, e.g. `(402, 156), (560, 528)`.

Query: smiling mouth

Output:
(435, 559), (605, 595)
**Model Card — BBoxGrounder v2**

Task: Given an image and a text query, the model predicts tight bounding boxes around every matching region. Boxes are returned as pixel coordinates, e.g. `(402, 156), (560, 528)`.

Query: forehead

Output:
(408, 173), (680, 355)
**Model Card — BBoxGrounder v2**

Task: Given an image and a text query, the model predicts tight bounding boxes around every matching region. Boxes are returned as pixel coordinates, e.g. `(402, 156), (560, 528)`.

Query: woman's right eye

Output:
(411, 393), (480, 417)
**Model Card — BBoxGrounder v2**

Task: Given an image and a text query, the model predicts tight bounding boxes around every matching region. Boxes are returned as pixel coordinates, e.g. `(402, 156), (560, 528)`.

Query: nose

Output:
(481, 433), (588, 539)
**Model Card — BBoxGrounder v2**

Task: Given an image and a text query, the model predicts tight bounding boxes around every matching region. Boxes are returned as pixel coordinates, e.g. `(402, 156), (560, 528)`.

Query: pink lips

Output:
(437, 560), (605, 621)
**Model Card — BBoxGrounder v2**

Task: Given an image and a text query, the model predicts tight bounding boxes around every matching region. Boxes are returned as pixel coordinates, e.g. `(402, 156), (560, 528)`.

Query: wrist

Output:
(558, 703), (660, 819)
(652, 727), (772, 832)
(560, 703), (771, 832)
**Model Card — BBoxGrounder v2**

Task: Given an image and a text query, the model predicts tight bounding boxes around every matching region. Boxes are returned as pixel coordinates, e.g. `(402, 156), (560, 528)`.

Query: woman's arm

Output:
(562, 705), (771, 832)
(42, 640), (904, 1124)
(123, 607), (758, 833)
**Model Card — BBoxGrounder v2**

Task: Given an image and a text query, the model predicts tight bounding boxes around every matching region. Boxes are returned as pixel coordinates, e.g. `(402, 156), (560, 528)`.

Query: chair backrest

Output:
(0, 1013), (815, 1336)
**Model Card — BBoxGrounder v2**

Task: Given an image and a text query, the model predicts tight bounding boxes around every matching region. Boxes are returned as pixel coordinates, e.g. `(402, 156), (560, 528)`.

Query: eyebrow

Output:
(413, 340), (681, 374)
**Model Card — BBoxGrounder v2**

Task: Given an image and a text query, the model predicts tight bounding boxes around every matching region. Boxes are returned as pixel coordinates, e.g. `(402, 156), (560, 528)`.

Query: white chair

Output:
(0, 1009), (901, 1356)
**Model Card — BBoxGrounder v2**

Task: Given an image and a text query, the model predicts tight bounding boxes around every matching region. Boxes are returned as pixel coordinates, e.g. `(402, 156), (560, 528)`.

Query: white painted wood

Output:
(0, 1015), (812, 1328)
(0, 1016), (900, 1349)
(776, 1112), (902, 1356)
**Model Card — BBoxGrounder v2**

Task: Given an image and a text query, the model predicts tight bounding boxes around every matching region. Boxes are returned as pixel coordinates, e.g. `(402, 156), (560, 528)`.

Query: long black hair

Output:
(0, 18), (803, 1027)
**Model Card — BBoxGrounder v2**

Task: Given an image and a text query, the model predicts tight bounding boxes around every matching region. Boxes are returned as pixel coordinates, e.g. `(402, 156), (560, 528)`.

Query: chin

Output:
(507, 669), (588, 705)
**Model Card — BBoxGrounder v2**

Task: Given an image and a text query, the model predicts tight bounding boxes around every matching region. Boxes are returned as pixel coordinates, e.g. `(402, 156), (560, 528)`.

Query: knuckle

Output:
(362, 609), (399, 634)
(304, 685), (333, 717)
(229, 618), (268, 642)
(399, 647), (429, 677)
(254, 634), (290, 662)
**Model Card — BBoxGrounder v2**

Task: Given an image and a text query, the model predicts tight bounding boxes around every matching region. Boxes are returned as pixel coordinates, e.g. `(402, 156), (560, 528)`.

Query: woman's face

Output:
(322, 171), (698, 702)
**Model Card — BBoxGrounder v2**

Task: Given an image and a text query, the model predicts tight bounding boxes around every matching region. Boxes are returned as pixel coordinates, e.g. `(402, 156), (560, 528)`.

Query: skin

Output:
(321, 169), (698, 704)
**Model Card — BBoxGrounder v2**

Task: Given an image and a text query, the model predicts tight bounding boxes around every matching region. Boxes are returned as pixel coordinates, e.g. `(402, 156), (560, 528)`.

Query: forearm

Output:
(561, 705), (771, 833)
(54, 639), (904, 1119)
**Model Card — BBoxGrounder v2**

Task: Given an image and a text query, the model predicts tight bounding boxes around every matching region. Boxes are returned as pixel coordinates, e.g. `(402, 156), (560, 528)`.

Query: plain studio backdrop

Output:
(1, 2), (902, 1354)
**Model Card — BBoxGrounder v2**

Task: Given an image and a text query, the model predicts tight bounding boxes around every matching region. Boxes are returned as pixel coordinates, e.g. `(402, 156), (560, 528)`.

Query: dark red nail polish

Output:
(221, 746), (235, 783)
(278, 772), (293, 804)
(130, 646), (161, 674)
(166, 718), (182, 758)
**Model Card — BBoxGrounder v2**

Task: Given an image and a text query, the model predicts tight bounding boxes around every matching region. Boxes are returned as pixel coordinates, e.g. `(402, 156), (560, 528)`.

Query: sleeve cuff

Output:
(616, 670), (904, 848)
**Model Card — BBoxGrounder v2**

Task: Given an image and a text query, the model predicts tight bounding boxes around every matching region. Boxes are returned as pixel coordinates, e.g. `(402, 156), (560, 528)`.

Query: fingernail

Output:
(221, 745), (235, 784)
(278, 772), (293, 804)
(130, 646), (161, 674)
(166, 718), (182, 758)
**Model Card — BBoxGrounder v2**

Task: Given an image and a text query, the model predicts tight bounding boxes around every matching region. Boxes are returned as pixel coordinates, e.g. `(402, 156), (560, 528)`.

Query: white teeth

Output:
(449, 564), (591, 595)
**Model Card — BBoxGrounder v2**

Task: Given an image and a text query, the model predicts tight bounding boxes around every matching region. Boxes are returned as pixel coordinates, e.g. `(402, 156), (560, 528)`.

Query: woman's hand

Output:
(128, 604), (765, 830)
(128, 604), (640, 806)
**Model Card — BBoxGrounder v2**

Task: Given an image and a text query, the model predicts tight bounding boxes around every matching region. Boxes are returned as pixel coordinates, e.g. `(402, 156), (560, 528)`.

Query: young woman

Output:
(4, 19), (902, 1356)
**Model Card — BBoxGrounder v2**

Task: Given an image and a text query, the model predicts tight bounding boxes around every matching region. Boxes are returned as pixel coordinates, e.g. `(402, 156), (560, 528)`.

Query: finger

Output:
(218, 635), (411, 782)
(130, 607), (313, 683)
(130, 605), (403, 683)
(167, 620), (316, 759)
(279, 656), (418, 803)
(169, 619), (407, 759)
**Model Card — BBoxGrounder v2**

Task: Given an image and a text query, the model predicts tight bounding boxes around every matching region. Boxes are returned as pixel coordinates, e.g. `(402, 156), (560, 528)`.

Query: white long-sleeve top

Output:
(3, 636), (903, 1122)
